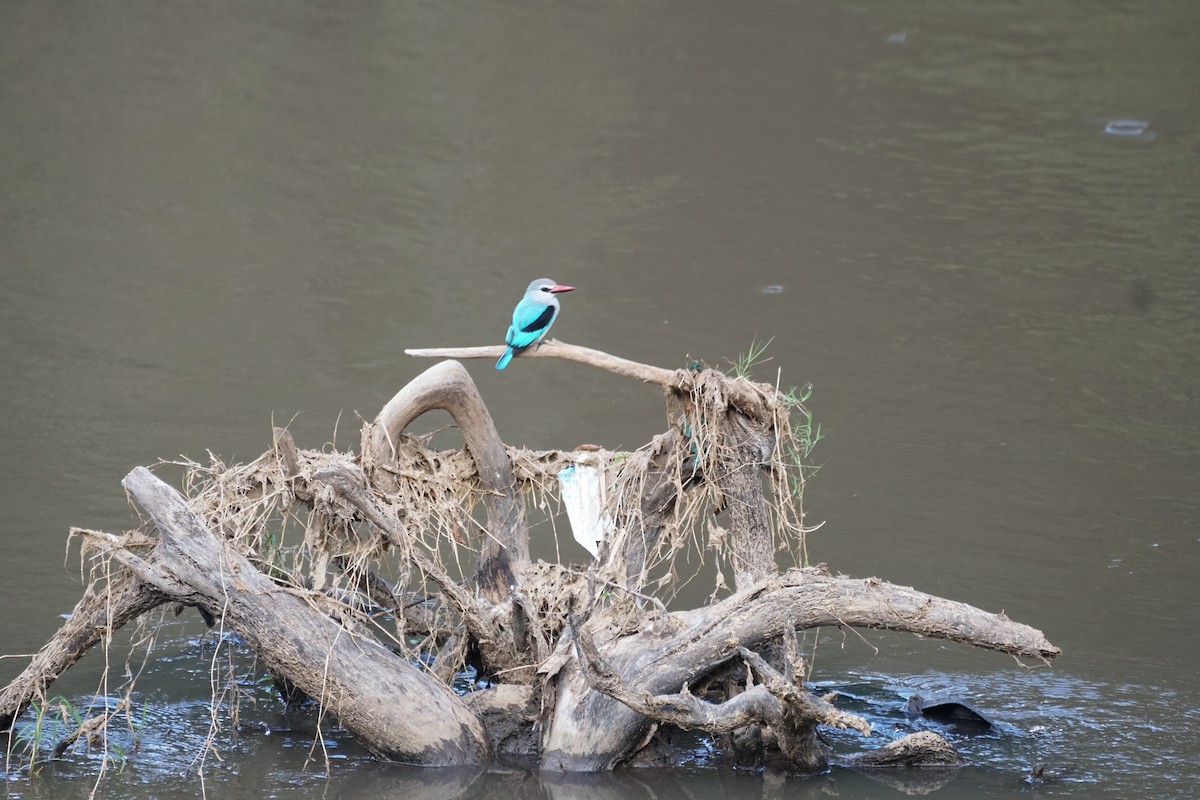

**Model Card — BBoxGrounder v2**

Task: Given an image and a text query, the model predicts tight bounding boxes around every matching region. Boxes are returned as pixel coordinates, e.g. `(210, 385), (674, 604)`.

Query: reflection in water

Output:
(10, 627), (1197, 799)
(334, 765), (484, 800)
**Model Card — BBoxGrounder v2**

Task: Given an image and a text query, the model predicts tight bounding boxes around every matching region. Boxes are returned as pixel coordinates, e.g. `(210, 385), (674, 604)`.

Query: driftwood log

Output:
(1, 343), (1060, 773)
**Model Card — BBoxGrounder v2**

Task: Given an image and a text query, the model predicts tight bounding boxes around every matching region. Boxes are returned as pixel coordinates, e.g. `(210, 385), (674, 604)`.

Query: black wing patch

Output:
(520, 305), (555, 334)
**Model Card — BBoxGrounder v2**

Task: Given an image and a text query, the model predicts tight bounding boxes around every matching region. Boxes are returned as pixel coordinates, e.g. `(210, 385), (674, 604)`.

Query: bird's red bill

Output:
(550, 285), (575, 293)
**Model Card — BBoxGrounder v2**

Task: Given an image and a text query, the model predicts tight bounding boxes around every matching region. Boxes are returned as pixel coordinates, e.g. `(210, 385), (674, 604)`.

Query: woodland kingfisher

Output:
(495, 278), (575, 369)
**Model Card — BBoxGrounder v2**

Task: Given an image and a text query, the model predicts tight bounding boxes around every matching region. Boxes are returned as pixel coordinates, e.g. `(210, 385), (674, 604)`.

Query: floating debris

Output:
(761, 284), (785, 294)
(1103, 119), (1156, 141)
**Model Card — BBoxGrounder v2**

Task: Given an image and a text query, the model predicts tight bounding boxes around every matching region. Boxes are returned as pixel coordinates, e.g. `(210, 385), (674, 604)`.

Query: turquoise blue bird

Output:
(496, 278), (575, 370)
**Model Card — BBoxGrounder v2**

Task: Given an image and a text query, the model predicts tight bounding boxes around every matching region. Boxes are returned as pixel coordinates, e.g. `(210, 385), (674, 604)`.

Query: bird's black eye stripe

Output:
(540, 286), (552, 292)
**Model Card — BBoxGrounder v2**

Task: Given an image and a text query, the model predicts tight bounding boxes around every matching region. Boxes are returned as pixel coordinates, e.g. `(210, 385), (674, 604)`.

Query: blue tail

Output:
(496, 347), (515, 370)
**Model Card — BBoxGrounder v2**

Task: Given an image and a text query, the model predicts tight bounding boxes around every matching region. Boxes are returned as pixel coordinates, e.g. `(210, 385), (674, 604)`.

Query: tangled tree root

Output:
(1, 342), (1059, 773)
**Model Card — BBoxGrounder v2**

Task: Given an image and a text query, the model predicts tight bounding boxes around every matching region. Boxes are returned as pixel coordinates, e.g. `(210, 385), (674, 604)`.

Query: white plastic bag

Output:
(558, 463), (612, 559)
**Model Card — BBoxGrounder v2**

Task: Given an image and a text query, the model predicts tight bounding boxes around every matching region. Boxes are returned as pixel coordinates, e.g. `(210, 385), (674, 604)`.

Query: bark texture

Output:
(841, 730), (963, 767)
(364, 359), (527, 603)
(111, 466), (489, 766)
(540, 568), (1058, 771)
(1, 345), (1062, 778)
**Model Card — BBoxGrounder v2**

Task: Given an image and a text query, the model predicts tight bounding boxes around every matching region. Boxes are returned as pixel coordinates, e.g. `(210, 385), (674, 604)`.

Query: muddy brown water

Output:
(2, 1), (1199, 797)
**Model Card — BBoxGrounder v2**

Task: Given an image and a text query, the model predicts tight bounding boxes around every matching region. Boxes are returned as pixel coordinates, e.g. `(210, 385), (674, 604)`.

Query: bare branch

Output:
(406, 341), (682, 387)
(403, 343), (785, 428)
(645, 569), (1062, 670)
(363, 360), (526, 603)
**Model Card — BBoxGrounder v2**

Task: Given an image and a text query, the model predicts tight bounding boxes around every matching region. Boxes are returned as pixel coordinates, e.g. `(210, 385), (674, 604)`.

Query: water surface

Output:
(2, 1), (1198, 797)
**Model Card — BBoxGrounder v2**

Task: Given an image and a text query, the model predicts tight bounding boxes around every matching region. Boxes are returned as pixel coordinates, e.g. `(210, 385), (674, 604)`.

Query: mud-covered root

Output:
(566, 614), (869, 774)
(841, 730), (963, 768)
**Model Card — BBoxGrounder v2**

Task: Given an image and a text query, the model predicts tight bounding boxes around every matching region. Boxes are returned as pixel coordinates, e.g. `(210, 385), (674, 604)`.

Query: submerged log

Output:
(108, 467), (489, 766)
(841, 730), (964, 768)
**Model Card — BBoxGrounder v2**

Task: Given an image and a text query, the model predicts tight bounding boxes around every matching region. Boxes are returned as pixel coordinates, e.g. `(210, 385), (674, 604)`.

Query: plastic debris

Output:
(558, 463), (613, 558)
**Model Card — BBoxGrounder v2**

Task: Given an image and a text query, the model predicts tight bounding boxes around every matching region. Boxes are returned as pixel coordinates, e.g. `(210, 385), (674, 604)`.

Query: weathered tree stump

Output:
(1, 343), (1060, 775)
